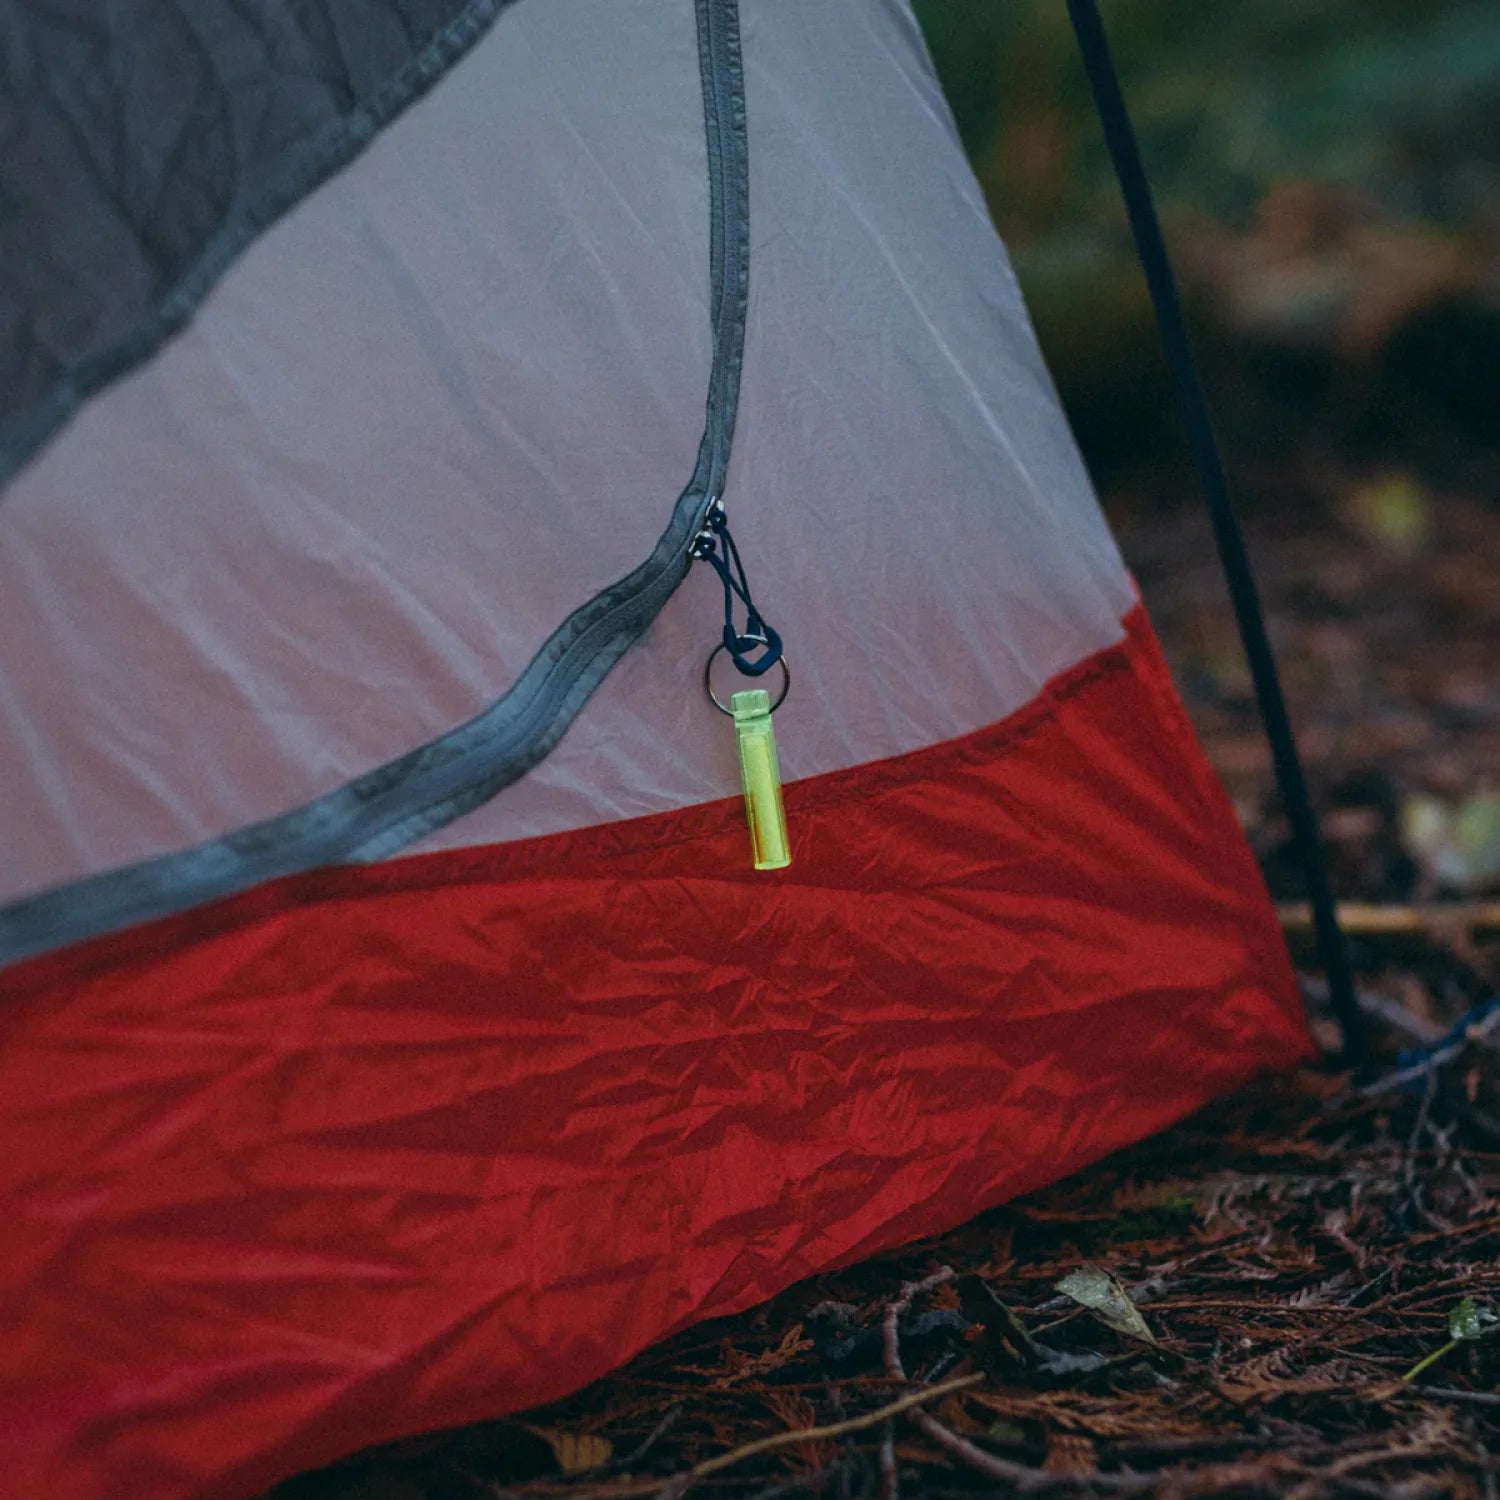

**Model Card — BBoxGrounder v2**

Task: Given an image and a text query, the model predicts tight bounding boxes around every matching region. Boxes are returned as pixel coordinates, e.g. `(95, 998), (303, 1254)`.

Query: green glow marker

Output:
(731, 688), (790, 871)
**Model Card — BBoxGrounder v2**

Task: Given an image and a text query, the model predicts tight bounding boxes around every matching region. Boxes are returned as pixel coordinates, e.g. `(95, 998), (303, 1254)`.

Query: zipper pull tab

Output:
(731, 688), (791, 871)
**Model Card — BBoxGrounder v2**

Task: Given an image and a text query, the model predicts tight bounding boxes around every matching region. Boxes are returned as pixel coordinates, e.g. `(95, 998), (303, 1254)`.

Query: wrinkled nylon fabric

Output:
(0, 0), (519, 484)
(0, 608), (1314, 1500)
(0, 0), (1132, 910)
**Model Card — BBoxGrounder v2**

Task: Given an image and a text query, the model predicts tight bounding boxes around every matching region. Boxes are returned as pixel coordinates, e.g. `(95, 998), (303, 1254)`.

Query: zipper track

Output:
(0, 0), (751, 969)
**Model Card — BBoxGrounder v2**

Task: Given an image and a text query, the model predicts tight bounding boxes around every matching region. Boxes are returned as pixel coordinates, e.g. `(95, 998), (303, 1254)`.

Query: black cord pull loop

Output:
(691, 502), (784, 677)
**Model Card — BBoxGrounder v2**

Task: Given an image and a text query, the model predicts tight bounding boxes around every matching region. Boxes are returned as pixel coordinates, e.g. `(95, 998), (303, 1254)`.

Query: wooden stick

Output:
(1280, 902), (1500, 936)
(536, 1371), (982, 1500)
(1408, 1386), (1500, 1408)
(657, 1372), (982, 1493)
(881, 1270), (1153, 1495)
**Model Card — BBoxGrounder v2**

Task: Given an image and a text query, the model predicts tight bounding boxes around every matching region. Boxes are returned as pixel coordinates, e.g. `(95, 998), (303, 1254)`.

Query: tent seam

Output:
(4, 608), (1152, 993)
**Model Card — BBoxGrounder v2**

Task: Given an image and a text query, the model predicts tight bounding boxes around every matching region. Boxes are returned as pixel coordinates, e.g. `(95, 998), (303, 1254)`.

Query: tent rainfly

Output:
(0, 2), (1315, 1497)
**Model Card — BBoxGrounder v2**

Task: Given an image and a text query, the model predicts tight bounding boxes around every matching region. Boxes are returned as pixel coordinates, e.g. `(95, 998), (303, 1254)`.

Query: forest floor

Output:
(274, 464), (1500, 1500)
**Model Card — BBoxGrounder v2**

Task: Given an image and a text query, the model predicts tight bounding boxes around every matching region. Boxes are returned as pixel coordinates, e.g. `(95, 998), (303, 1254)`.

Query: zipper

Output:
(354, 0), (752, 855)
(0, 0), (752, 968)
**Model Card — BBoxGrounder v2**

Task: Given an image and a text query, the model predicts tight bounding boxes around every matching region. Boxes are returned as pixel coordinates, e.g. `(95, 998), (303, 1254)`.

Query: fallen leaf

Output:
(522, 1427), (612, 1474)
(1055, 1265), (1160, 1347)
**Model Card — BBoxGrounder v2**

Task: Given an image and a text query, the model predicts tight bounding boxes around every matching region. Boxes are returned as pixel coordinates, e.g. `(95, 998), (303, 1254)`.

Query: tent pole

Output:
(1062, 0), (1369, 1065)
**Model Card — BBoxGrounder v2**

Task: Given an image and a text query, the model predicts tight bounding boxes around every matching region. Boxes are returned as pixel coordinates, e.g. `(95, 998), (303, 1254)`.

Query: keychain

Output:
(693, 498), (792, 871)
(705, 655), (792, 871)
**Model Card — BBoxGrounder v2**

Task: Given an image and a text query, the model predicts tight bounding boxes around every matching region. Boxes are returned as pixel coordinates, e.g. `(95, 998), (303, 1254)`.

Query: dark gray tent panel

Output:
(1, 0), (525, 482)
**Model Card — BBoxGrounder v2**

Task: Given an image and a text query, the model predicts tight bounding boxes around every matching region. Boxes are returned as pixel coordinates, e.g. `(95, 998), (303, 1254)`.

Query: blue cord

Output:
(1397, 993), (1500, 1083)
(694, 506), (784, 677)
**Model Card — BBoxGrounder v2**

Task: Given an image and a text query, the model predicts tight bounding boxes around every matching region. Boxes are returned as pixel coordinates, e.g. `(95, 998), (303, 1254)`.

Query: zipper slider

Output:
(731, 688), (791, 871)
(688, 495), (726, 560)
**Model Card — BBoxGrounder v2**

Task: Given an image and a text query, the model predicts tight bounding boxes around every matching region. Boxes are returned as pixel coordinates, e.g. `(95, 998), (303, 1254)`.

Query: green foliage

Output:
(913, 0), (1500, 237)
(1449, 1296), (1499, 1343)
(1401, 1296), (1499, 1381)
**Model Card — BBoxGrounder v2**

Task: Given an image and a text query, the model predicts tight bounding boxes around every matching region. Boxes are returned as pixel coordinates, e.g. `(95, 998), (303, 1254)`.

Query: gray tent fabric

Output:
(0, 0), (520, 486)
(1, 0), (750, 962)
(1, 0), (1131, 954)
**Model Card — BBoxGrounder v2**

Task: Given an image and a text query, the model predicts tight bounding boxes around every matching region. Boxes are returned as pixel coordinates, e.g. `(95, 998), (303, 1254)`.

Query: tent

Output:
(0, 2), (1315, 1496)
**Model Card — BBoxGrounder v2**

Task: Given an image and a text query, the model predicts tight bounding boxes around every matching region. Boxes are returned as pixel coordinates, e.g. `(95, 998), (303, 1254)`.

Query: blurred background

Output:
(917, 0), (1500, 492)
(914, 0), (1500, 919)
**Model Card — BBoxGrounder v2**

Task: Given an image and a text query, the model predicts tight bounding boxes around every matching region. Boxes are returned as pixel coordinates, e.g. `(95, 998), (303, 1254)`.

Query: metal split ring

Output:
(704, 639), (791, 717)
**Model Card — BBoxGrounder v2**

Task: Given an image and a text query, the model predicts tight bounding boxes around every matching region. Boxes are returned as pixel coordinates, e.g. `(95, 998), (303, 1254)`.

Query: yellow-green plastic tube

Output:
(731, 688), (791, 870)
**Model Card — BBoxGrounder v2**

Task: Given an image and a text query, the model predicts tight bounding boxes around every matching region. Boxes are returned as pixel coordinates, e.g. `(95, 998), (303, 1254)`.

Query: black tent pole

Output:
(1063, 0), (1368, 1065)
